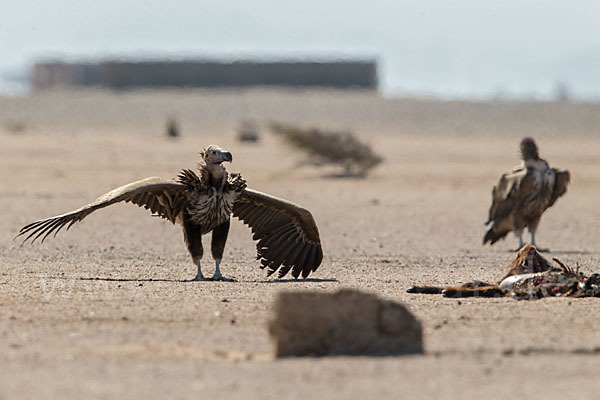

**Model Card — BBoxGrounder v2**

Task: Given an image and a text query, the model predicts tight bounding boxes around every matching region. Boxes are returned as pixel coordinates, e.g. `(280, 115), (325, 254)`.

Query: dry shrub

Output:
(165, 117), (180, 138)
(5, 121), (26, 134)
(237, 119), (260, 143)
(270, 122), (382, 177)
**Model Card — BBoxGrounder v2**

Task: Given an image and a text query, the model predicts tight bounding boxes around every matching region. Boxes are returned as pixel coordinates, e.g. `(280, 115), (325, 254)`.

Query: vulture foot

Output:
(188, 274), (235, 282)
(513, 246), (549, 253)
(197, 260), (237, 281)
(207, 275), (237, 282)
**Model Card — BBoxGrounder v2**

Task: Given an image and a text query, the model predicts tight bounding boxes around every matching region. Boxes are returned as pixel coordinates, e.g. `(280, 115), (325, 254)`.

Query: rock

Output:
(269, 289), (423, 357)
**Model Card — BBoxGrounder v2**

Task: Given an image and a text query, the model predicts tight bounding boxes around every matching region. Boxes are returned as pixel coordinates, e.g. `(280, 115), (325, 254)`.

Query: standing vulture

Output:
(17, 145), (323, 281)
(483, 137), (570, 250)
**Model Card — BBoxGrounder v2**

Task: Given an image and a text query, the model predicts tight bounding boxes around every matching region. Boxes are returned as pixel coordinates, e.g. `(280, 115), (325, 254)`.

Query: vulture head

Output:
(520, 137), (539, 160)
(201, 145), (233, 165)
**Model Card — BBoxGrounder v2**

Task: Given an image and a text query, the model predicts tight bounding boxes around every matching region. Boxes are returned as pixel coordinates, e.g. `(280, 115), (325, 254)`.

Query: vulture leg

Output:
(183, 217), (208, 281)
(210, 220), (234, 281)
(514, 232), (524, 252)
(213, 259), (223, 280)
(193, 261), (206, 281)
(528, 217), (548, 252)
(530, 231), (549, 252)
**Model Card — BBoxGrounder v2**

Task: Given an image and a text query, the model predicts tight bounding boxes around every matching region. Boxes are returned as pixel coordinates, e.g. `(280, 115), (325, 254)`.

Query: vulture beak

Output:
(222, 151), (233, 163)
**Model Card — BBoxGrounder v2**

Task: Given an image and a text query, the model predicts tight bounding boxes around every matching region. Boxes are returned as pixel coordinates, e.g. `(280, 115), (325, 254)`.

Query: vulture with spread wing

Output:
(18, 145), (323, 281)
(483, 137), (570, 250)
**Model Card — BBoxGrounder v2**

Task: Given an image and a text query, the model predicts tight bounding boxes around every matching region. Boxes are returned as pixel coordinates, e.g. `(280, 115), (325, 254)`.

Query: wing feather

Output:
(286, 244), (306, 278)
(293, 244), (311, 278)
(486, 167), (527, 225)
(17, 177), (188, 244)
(232, 188), (323, 278)
(269, 243), (303, 277)
(548, 169), (570, 207)
(484, 168), (536, 244)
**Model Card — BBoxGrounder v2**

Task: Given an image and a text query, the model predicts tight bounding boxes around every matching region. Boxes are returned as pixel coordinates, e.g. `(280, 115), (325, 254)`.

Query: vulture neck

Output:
(523, 157), (548, 172)
(521, 149), (539, 161)
(200, 162), (228, 187)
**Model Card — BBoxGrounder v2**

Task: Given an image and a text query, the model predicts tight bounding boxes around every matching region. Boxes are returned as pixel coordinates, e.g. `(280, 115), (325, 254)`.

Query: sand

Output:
(1, 89), (600, 399)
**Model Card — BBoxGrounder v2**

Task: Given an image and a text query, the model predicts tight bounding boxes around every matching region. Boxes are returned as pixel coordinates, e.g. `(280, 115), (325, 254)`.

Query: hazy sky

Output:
(2, 0), (600, 98)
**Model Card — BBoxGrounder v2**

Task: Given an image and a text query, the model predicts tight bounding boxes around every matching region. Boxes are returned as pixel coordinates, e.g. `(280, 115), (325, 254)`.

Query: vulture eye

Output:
(212, 151), (216, 155)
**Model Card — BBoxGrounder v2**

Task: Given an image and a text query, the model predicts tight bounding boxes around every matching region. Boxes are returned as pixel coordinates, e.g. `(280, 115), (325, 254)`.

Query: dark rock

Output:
(269, 289), (423, 357)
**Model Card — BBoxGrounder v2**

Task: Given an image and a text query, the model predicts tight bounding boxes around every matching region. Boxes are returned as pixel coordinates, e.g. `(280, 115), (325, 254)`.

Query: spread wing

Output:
(17, 177), (188, 244)
(232, 188), (323, 279)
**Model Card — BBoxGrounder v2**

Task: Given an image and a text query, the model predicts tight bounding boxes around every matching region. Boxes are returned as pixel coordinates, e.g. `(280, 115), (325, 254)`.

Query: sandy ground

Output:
(1, 89), (600, 399)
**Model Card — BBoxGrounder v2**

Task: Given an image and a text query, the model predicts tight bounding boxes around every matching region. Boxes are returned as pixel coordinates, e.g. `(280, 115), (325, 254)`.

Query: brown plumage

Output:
(233, 189), (323, 279)
(483, 137), (570, 249)
(17, 145), (323, 281)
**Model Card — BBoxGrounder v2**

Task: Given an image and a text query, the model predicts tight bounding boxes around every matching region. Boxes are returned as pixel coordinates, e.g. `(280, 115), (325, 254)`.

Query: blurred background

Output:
(2, 0), (600, 100)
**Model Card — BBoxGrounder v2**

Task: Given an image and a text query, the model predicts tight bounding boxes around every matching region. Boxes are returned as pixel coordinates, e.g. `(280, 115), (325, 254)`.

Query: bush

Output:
(270, 122), (382, 177)
(237, 119), (260, 143)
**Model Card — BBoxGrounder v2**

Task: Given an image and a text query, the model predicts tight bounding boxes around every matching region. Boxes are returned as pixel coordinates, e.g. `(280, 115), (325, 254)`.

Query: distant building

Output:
(31, 59), (378, 90)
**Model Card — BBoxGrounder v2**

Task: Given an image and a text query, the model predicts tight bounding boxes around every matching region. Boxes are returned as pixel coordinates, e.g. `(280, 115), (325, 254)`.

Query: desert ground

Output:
(1, 89), (600, 399)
